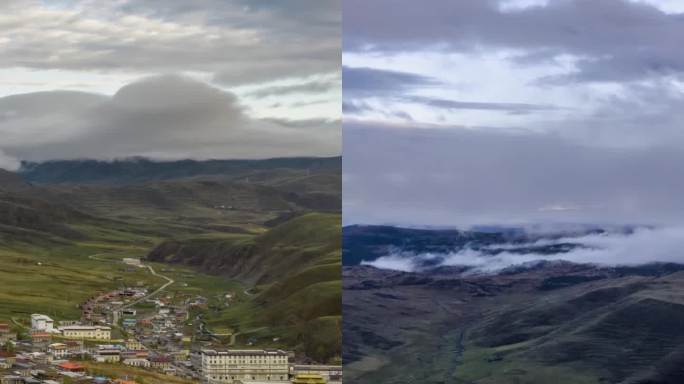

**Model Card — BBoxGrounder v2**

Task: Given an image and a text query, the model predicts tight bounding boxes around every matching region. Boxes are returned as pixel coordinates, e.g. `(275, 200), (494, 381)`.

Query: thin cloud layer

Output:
(0, 0), (340, 87)
(343, 66), (441, 98)
(345, 0), (684, 84)
(363, 226), (684, 273)
(343, 123), (684, 226)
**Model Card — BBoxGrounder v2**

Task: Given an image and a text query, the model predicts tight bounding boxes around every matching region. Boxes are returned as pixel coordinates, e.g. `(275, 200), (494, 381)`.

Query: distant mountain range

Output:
(20, 156), (340, 185)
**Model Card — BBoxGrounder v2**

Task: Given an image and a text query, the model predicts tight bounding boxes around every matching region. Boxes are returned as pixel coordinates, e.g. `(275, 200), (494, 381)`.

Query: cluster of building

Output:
(81, 289), (147, 325)
(0, 353), (140, 384)
(30, 315), (111, 341)
(28, 314), (182, 374)
(0, 320), (179, 383)
(1, 288), (342, 384)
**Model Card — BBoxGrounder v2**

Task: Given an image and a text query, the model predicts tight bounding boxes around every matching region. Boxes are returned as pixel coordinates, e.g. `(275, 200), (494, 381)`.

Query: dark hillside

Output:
(20, 157), (341, 185)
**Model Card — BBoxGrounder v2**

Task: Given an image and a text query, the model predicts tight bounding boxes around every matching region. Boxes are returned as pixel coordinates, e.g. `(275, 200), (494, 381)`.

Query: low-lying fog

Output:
(362, 226), (684, 273)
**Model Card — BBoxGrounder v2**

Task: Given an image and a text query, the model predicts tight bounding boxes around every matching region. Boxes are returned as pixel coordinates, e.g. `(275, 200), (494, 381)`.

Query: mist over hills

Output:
(342, 224), (684, 275)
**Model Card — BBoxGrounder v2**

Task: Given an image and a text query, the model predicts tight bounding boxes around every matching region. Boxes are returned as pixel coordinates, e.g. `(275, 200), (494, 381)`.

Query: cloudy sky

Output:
(0, 0), (340, 170)
(343, 0), (684, 227)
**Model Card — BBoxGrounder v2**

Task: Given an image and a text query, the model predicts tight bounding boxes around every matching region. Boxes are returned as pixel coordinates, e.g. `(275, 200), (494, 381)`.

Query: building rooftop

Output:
(59, 325), (111, 330)
(149, 355), (172, 363)
(58, 361), (84, 370)
(294, 364), (343, 370)
(201, 349), (288, 356)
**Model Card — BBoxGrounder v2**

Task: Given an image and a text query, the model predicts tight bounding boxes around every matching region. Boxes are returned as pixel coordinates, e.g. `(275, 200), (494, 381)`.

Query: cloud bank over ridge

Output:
(364, 226), (684, 273)
(0, 75), (340, 167)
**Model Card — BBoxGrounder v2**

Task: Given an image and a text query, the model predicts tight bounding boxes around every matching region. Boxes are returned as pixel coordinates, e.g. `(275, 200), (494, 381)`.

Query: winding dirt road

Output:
(87, 253), (175, 308)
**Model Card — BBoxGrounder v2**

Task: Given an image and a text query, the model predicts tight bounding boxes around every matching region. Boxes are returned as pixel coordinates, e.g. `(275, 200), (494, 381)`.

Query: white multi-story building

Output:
(95, 345), (121, 363)
(59, 325), (111, 340)
(200, 349), (290, 383)
(48, 343), (69, 359)
(31, 314), (55, 332)
(123, 358), (151, 368)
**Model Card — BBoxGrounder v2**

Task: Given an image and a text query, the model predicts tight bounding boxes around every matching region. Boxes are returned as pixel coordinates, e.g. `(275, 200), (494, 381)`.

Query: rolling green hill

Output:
(19, 159), (341, 232)
(0, 170), (177, 319)
(146, 213), (342, 363)
(46, 179), (339, 224)
(0, 169), (88, 241)
(1, 162), (341, 363)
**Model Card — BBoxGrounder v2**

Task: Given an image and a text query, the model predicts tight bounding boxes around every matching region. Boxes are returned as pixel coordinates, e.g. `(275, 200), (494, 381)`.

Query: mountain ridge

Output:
(20, 156), (341, 185)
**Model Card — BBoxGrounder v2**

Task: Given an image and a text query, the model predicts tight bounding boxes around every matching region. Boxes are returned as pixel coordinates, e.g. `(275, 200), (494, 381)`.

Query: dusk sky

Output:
(343, 0), (684, 227)
(0, 0), (340, 169)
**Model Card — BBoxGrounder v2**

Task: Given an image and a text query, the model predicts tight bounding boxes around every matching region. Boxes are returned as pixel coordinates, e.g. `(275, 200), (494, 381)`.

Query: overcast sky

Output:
(0, 0), (340, 169)
(343, 0), (684, 227)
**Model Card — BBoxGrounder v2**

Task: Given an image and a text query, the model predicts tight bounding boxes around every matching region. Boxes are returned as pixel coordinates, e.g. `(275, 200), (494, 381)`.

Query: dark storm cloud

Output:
(344, 0), (684, 83)
(0, 75), (340, 165)
(343, 122), (684, 226)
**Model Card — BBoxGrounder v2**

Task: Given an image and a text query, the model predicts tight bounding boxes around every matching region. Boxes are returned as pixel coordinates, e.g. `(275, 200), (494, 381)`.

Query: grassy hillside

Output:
(147, 213), (340, 284)
(0, 243), (156, 321)
(460, 274), (684, 383)
(48, 179), (339, 222)
(0, 169), (87, 240)
(1, 164), (341, 364)
(146, 213), (342, 363)
(343, 262), (684, 384)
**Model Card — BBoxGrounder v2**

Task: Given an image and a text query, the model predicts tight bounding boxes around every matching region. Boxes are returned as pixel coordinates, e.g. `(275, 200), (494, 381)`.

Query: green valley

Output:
(147, 213), (342, 363)
(0, 157), (342, 368)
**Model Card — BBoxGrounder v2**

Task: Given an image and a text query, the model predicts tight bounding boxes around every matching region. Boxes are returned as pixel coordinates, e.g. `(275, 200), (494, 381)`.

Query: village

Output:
(0, 260), (342, 384)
